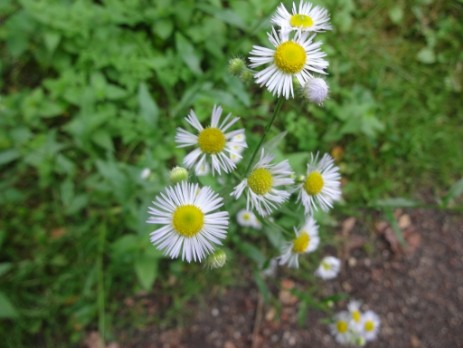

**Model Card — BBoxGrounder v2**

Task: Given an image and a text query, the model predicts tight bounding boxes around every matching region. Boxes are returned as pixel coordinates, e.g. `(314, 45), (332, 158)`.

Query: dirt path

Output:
(114, 210), (463, 348)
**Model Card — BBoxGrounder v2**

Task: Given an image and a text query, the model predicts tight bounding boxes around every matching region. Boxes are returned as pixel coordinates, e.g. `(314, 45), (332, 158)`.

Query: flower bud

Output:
(239, 69), (254, 83)
(303, 77), (329, 104)
(204, 249), (227, 269)
(228, 57), (246, 76)
(169, 166), (188, 183)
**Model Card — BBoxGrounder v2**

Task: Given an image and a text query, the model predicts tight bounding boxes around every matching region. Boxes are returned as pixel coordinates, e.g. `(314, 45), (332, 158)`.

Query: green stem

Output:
(97, 224), (106, 348)
(244, 98), (284, 175)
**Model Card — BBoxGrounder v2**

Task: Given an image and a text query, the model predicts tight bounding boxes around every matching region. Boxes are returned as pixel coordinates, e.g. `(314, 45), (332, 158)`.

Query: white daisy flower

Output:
(231, 150), (294, 216)
(315, 255), (341, 279)
(249, 28), (328, 99)
(236, 209), (262, 229)
(272, 1), (332, 33)
(279, 216), (320, 268)
(303, 77), (329, 104)
(347, 300), (363, 332)
(330, 311), (354, 345)
(175, 105), (247, 175)
(297, 153), (341, 214)
(360, 310), (381, 342)
(147, 181), (229, 263)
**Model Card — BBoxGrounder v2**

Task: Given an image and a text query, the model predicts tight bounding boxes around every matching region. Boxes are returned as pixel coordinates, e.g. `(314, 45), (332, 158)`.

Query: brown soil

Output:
(111, 209), (463, 348)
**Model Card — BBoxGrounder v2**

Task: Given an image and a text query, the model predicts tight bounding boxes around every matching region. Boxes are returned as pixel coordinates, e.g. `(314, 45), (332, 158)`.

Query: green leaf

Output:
(44, 31), (61, 54)
(239, 242), (265, 267)
(138, 82), (159, 127)
(153, 19), (173, 40)
(134, 250), (161, 291)
(416, 47), (435, 64)
(373, 198), (420, 208)
(263, 131), (287, 154)
(196, 4), (246, 30)
(389, 6), (403, 24)
(0, 263), (12, 277)
(175, 33), (202, 75)
(442, 178), (463, 206)
(0, 292), (19, 319)
(0, 149), (20, 166)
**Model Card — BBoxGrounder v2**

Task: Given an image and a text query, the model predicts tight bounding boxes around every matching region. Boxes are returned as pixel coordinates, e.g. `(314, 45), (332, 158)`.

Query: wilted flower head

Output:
(303, 77), (329, 104)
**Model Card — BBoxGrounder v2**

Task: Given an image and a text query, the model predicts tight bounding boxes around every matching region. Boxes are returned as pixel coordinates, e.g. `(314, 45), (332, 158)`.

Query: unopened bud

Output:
(296, 174), (306, 183)
(353, 335), (366, 347)
(303, 77), (329, 105)
(169, 166), (188, 183)
(204, 249), (227, 269)
(228, 57), (246, 76)
(239, 69), (254, 83)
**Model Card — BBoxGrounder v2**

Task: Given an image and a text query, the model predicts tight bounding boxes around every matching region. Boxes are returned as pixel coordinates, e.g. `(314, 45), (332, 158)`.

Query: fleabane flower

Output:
(279, 216), (320, 268)
(315, 256), (341, 279)
(175, 105), (247, 175)
(347, 300), (363, 331)
(249, 29), (328, 99)
(230, 133), (247, 164)
(360, 310), (380, 342)
(272, 1), (332, 33)
(297, 153), (341, 214)
(236, 209), (262, 229)
(231, 150), (294, 216)
(330, 311), (354, 345)
(147, 181), (229, 263)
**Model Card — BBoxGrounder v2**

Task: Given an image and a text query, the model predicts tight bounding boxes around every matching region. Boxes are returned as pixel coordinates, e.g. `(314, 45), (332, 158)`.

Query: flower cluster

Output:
(249, 1), (331, 102)
(143, 2), (374, 344)
(330, 301), (381, 346)
(147, 100), (342, 266)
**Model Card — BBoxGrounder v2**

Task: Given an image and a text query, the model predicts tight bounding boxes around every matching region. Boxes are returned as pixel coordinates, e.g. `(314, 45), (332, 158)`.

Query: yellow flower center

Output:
(172, 205), (204, 238)
(274, 41), (306, 74)
(303, 171), (324, 195)
(352, 310), (361, 323)
(322, 261), (332, 270)
(247, 168), (273, 195)
(198, 128), (226, 154)
(243, 213), (251, 221)
(336, 320), (348, 334)
(364, 320), (375, 332)
(290, 14), (314, 28)
(292, 232), (310, 253)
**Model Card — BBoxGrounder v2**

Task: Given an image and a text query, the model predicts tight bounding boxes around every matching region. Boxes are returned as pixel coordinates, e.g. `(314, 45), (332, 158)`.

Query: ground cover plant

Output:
(0, 0), (462, 346)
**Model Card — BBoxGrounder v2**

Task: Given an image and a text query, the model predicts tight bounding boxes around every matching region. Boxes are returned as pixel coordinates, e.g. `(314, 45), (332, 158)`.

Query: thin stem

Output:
(97, 224), (106, 348)
(244, 98), (284, 175)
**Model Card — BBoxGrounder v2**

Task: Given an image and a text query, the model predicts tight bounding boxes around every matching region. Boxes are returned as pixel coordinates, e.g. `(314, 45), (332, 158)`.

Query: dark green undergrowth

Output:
(0, 0), (462, 345)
